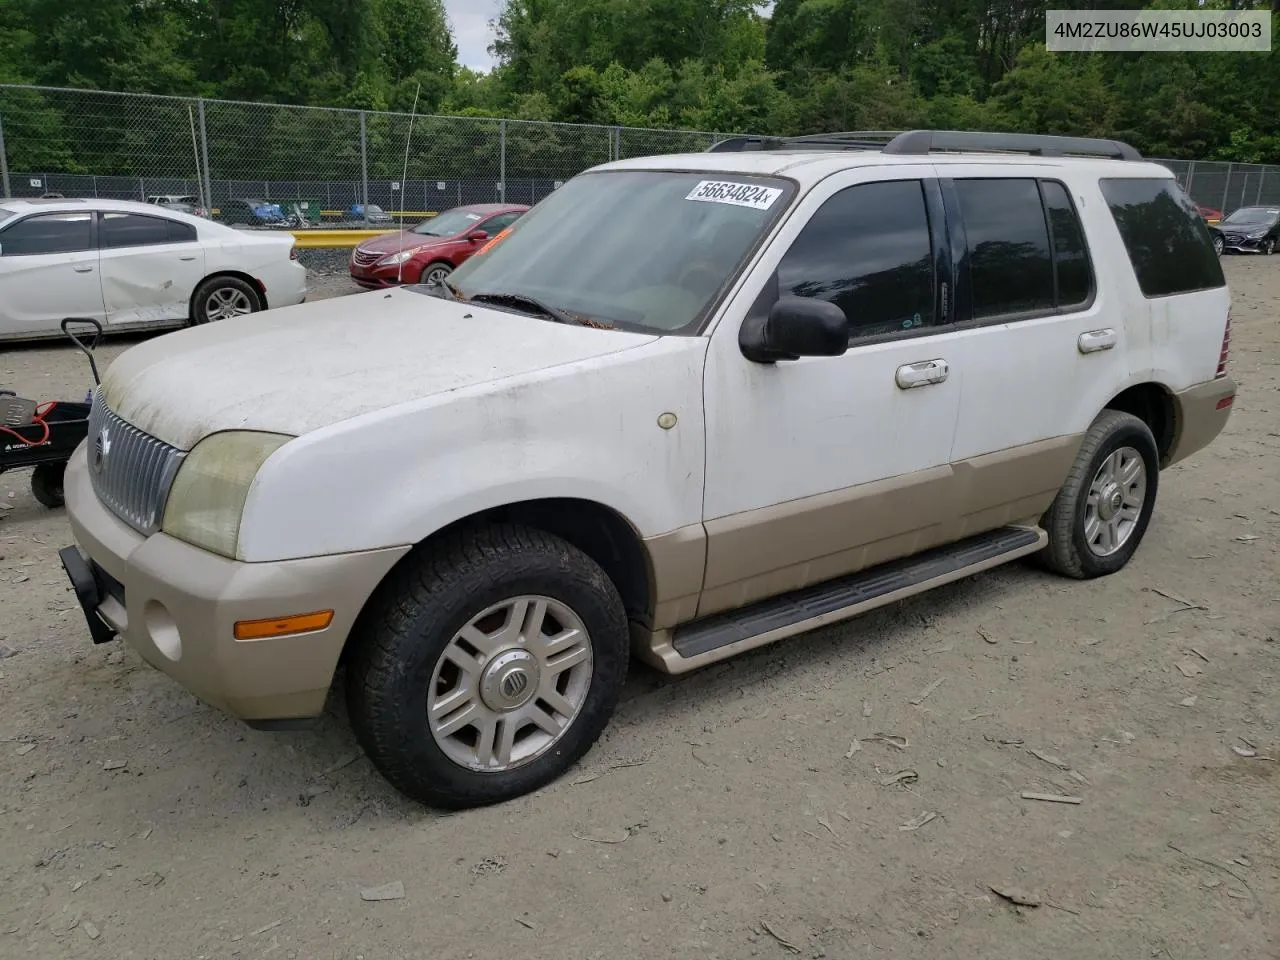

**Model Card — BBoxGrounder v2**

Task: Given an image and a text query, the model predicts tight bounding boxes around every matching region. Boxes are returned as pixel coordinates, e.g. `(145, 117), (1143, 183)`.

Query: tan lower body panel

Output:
(693, 435), (1080, 620)
(1167, 375), (1236, 467)
(642, 524), (707, 630)
(63, 445), (410, 721)
(634, 527), (1048, 674)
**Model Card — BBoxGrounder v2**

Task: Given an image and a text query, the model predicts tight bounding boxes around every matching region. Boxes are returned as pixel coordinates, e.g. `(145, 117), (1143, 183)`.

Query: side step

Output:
(644, 526), (1046, 674)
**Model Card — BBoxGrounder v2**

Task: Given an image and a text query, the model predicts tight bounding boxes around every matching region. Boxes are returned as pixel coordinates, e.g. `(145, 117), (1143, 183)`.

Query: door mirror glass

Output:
(741, 296), (850, 362)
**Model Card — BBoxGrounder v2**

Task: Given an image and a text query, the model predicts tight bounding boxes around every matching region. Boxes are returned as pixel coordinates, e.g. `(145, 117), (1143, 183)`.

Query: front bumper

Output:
(60, 444), (409, 722)
(349, 261), (411, 288)
(1219, 235), (1270, 253)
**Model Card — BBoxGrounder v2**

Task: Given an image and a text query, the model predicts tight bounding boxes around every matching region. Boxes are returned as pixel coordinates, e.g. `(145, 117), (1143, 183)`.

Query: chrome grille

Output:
(352, 249), (381, 266)
(87, 390), (186, 536)
(1224, 234), (1245, 244)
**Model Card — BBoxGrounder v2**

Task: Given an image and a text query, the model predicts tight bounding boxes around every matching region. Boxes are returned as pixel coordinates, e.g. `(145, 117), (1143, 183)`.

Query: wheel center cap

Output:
(480, 649), (540, 711)
(1098, 484), (1124, 521)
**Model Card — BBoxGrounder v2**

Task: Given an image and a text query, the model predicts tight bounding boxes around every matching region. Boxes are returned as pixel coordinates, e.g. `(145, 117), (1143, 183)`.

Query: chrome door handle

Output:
(896, 359), (949, 389)
(1078, 328), (1117, 353)
(73, 265), (94, 273)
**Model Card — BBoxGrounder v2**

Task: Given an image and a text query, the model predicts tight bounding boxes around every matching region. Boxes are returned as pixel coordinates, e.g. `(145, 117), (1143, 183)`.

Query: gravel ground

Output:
(0, 258), (1277, 960)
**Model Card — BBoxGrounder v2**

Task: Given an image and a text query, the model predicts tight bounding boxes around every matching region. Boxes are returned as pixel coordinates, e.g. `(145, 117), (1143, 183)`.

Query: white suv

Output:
(58, 130), (1236, 808)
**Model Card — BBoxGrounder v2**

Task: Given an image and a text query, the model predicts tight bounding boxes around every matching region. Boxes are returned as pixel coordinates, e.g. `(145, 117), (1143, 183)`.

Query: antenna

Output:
(397, 83), (422, 285)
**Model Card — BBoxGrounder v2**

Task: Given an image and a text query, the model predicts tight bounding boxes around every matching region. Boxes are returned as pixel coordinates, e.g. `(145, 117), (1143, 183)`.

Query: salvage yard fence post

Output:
(499, 119), (507, 204)
(359, 110), (369, 226)
(0, 112), (10, 199)
(197, 98), (213, 214)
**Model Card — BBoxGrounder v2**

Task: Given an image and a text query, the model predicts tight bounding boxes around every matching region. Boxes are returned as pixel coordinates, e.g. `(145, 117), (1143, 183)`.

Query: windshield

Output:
(445, 171), (794, 334)
(1223, 207), (1279, 225)
(413, 207), (488, 237)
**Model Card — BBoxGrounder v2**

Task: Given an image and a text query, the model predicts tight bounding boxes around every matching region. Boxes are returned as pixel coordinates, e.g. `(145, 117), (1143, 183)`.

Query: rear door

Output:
(0, 210), (104, 338)
(938, 168), (1130, 535)
(97, 211), (207, 326)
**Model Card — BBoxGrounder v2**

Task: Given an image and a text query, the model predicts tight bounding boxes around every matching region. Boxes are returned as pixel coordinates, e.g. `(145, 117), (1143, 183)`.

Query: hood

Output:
(101, 288), (658, 450)
(357, 230), (454, 255)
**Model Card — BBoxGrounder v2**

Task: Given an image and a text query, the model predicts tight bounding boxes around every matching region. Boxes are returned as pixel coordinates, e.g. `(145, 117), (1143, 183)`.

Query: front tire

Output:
(191, 276), (262, 325)
(1038, 410), (1159, 579)
(418, 261), (453, 287)
(346, 524), (629, 809)
(1264, 238), (1276, 256)
(1212, 234), (1224, 256)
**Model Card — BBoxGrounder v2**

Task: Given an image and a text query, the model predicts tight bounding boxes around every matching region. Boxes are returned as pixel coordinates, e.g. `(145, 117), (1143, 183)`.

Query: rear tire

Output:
(191, 276), (262, 325)
(30, 462), (66, 508)
(346, 523), (629, 809)
(1038, 410), (1159, 580)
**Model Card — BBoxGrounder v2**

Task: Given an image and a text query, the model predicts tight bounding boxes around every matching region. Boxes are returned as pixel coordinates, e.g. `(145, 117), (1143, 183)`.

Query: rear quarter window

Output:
(1099, 178), (1225, 297)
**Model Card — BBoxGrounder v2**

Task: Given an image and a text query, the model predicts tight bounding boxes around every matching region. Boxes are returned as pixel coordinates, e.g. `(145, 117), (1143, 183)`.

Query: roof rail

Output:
(883, 130), (1143, 161)
(707, 132), (902, 153)
(707, 129), (1143, 161)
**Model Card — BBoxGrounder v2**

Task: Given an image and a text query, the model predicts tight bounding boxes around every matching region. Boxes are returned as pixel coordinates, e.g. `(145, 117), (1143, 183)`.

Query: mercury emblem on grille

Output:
(92, 426), (111, 473)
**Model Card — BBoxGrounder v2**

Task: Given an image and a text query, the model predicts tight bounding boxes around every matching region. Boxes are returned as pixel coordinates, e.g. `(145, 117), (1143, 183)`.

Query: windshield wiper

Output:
(468, 291), (581, 326)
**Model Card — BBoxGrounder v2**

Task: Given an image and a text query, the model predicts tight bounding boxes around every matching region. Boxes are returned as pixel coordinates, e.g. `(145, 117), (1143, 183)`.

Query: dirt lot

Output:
(1, 261), (1276, 960)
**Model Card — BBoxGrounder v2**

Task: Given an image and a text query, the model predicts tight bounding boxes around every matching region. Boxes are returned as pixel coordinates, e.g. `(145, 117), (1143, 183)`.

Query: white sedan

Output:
(0, 198), (307, 342)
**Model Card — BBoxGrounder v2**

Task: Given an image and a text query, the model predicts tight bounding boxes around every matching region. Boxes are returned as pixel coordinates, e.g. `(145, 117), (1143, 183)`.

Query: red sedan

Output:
(349, 203), (529, 289)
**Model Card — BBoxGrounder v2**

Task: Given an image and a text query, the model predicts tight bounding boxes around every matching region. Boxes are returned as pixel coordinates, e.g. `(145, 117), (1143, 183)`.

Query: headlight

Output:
(1248, 230), (1268, 239)
(162, 431), (293, 559)
(378, 245), (425, 266)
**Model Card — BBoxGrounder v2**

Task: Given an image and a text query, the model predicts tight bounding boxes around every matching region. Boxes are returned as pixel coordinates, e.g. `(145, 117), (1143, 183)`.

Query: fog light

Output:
(144, 600), (182, 661)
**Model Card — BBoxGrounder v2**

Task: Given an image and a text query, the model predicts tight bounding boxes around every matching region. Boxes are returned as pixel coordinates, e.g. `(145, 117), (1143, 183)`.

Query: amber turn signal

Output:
(234, 610), (334, 641)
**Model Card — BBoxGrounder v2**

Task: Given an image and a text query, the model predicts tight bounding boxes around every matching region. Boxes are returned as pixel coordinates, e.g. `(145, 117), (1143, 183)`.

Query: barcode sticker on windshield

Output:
(685, 180), (782, 211)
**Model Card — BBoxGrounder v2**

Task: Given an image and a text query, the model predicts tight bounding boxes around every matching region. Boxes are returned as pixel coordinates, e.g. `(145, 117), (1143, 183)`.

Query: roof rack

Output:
(707, 129), (1142, 161)
(883, 130), (1142, 161)
(708, 132), (900, 153)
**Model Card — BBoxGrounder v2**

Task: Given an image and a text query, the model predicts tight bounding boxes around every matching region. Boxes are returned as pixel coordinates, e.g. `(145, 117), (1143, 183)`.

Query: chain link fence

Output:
(1, 84), (1277, 224)
(0, 85), (728, 223)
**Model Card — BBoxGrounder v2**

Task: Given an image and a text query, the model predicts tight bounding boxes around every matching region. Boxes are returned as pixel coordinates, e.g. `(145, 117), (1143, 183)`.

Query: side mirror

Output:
(467, 230), (489, 242)
(740, 296), (850, 363)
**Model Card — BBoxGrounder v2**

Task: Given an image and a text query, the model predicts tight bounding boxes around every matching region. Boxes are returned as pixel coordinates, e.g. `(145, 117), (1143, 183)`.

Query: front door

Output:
(97, 211), (207, 326)
(700, 168), (964, 617)
(0, 210), (104, 339)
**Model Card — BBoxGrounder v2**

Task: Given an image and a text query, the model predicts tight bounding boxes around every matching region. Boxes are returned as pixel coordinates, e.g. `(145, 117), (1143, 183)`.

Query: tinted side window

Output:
(778, 179), (935, 340)
(1040, 181), (1092, 307)
(1099, 178), (1225, 297)
(167, 219), (197, 243)
(954, 178), (1055, 319)
(484, 212), (520, 234)
(0, 212), (94, 256)
(101, 212), (175, 249)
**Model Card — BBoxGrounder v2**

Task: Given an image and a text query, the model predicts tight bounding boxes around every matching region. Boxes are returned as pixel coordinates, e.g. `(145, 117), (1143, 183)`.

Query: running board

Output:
(638, 526), (1047, 675)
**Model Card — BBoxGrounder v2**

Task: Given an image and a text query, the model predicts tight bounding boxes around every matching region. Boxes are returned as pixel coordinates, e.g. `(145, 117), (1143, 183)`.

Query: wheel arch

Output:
(191, 270), (268, 319)
(416, 258), (455, 282)
(1103, 381), (1177, 466)
(340, 497), (656, 664)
